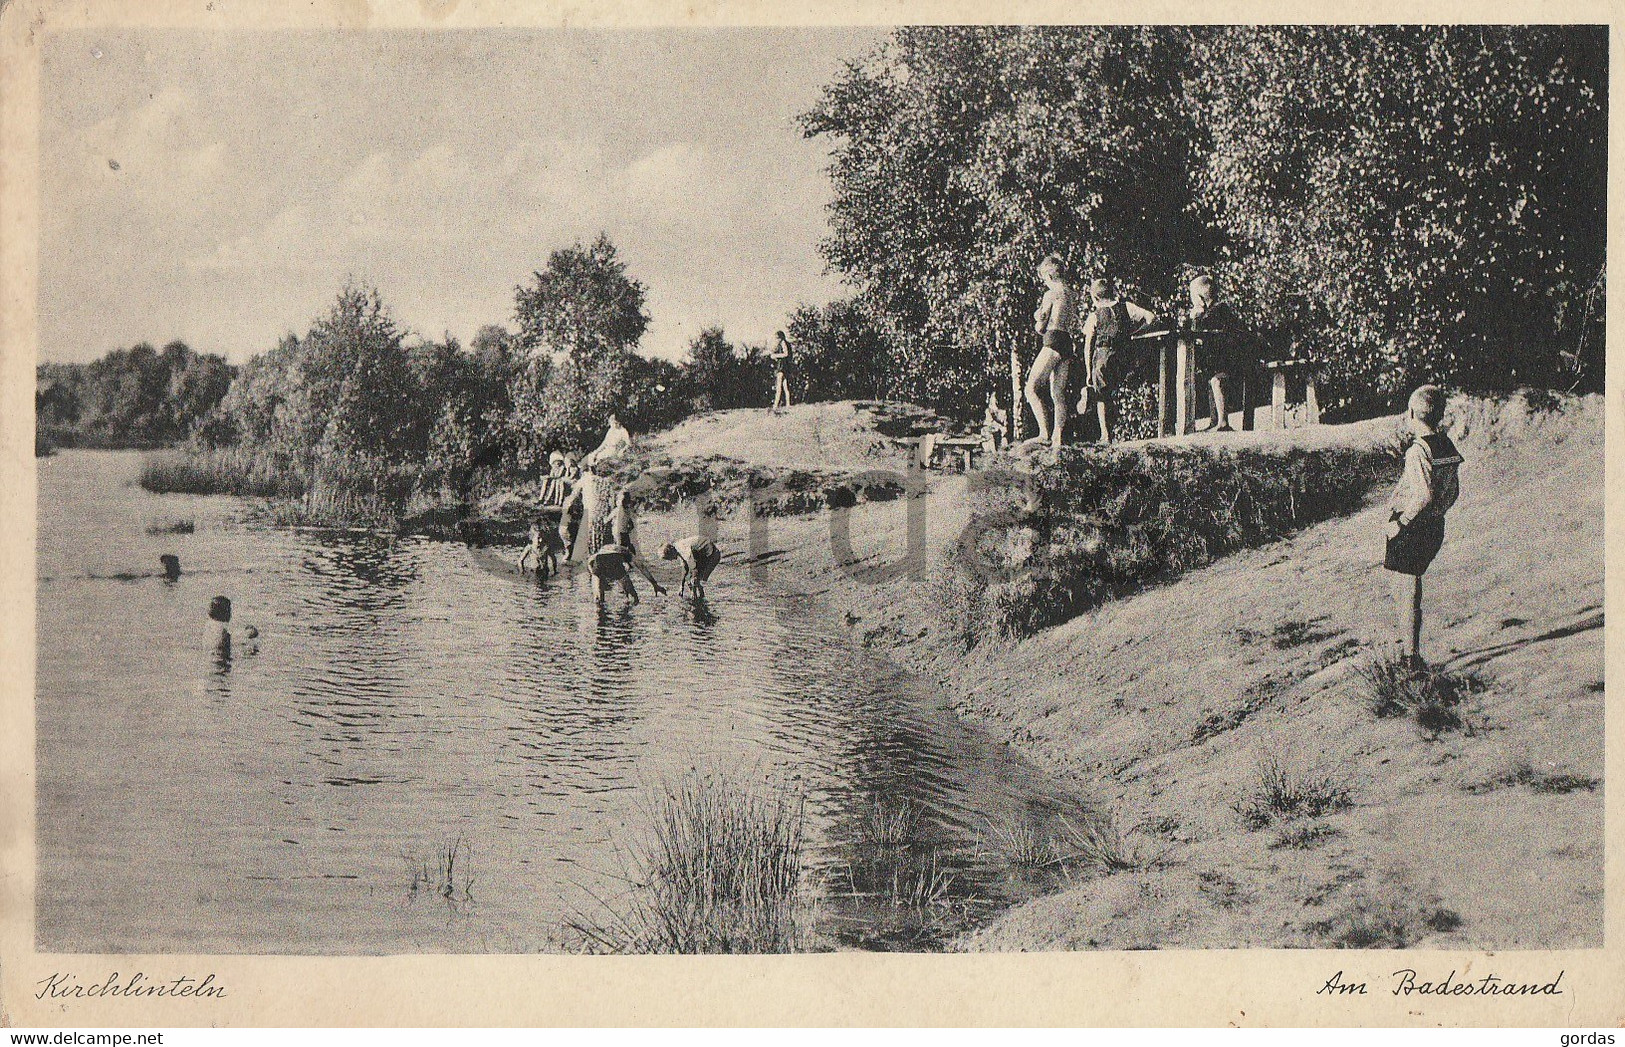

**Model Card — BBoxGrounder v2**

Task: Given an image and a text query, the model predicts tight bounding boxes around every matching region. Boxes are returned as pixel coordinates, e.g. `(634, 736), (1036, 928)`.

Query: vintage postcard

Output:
(1, 0), (1620, 1028)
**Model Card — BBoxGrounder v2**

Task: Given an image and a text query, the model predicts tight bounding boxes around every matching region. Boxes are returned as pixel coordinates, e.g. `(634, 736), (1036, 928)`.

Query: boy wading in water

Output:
(1024, 254), (1078, 450)
(659, 536), (723, 598)
(1384, 385), (1463, 667)
(587, 545), (665, 606)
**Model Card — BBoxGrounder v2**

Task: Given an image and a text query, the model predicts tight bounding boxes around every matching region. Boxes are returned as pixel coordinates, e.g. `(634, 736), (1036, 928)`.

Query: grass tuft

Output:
(1357, 654), (1487, 735)
(1052, 813), (1152, 874)
(1235, 757), (1351, 830)
(565, 771), (807, 954)
(144, 517), (195, 535)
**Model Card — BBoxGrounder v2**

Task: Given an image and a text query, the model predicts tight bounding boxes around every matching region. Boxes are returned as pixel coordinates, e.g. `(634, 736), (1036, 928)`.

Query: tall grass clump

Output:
(1235, 757), (1352, 830)
(939, 442), (1396, 644)
(1357, 653), (1487, 735)
(140, 446), (306, 498)
(567, 771), (808, 954)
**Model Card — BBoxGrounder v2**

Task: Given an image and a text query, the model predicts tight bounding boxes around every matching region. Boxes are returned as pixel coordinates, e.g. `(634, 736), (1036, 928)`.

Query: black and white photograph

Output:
(3, 5), (1617, 1027)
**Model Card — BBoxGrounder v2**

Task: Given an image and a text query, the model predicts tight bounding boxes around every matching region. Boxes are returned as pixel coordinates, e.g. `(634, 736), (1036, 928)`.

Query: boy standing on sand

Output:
(1384, 385), (1464, 667)
(1024, 254), (1078, 450)
(770, 331), (794, 412)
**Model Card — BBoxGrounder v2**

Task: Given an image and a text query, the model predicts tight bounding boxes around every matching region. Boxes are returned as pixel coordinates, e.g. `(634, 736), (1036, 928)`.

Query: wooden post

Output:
(1157, 338), (1170, 437)
(1271, 370), (1288, 430)
(1175, 335), (1197, 435)
(1009, 331), (1023, 443)
(1240, 368), (1254, 432)
(1305, 372), (1321, 425)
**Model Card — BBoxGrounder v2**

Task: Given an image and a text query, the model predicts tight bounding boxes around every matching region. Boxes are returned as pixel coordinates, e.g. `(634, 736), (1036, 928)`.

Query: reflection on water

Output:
(37, 450), (1085, 954)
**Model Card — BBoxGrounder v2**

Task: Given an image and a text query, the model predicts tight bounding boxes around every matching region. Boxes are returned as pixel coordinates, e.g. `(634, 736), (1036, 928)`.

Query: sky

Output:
(39, 27), (886, 365)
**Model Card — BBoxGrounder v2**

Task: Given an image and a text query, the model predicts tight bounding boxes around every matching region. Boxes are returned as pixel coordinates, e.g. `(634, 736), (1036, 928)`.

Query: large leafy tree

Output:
(1191, 24), (1607, 401)
(213, 282), (425, 464)
(513, 234), (650, 364)
(802, 26), (1207, 416)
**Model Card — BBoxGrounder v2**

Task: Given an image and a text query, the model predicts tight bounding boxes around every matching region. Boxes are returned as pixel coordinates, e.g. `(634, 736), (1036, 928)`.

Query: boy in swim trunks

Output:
(1024, 254), (1078, 450)
(1077, 276), (1158, 444)
(1384, 385), (1463, 667)
(659, 536), (723, 598)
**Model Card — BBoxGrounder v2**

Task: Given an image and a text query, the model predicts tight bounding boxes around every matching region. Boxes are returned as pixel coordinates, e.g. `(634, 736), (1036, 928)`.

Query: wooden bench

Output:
(904, 434), (986, 472)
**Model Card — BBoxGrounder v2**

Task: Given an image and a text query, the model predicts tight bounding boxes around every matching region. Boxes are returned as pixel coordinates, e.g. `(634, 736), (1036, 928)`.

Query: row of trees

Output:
(801, 24), (1607, 418)
(186, 237), (795, 493)
(37, 341), (235, 447)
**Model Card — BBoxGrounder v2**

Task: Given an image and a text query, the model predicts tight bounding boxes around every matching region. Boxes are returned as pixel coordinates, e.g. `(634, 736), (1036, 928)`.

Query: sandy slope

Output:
(626, 395), (1604, 950)
(645, 401), (948, 471)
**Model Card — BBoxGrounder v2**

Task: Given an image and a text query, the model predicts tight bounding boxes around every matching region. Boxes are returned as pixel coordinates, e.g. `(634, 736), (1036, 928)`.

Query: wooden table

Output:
(903, 434), (985, 472)
(1262, 358), (1320, 429)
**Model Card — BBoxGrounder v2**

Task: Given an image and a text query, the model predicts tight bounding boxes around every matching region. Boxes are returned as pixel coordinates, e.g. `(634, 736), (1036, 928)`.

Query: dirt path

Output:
(625, 398), (1603, 949)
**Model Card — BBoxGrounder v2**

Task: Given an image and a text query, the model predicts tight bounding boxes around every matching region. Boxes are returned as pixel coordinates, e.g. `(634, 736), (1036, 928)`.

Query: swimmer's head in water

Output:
(658, 541), (678, 560)
(208, 596), (231, 623)
(159, 554), (181, 580)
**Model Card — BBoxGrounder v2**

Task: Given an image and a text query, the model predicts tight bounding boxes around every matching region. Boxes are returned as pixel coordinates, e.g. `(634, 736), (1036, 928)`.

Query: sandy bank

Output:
(531, 396), (1605, 950)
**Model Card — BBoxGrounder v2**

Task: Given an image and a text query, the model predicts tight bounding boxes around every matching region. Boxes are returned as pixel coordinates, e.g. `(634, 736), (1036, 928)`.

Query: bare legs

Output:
(1209, 376), (1232, 431)
(1389, 571), (1424, 663)
(772, 373), (791, 411)
(1024, 348), (1070, 446)
(1047, 358), (1071, 449)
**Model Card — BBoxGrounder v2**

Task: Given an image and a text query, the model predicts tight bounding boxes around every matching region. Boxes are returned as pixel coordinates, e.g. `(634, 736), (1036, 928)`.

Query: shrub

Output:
(1357, 654), (1487, 735)
(941, 441), (1395, 643)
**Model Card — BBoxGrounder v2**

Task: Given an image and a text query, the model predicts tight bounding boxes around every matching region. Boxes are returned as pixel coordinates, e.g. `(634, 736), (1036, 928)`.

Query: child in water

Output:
(586, 545), (666, 606)
(208, 595), (232, 657)
(1384, 385), (1464, 667)
(517, 519), (560, 579)
(658, 536), (723, 598)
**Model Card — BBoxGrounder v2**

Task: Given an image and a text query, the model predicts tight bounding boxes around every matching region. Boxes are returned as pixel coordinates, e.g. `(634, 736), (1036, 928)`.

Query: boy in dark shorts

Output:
(1077, 276), (1157, 444)
(1384, 385), (1463, 666)
(587, 545), (666, 606)
(659, 536), (723, 598)
(1023, 254), (1078, 451)
(517, 518), (562, 579)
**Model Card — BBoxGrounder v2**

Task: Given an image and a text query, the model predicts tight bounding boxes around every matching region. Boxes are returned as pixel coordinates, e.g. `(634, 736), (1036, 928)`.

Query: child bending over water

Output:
(517, 519), (561, 579)
(587, 545), (666, 606)
(658, 536), (723, 598)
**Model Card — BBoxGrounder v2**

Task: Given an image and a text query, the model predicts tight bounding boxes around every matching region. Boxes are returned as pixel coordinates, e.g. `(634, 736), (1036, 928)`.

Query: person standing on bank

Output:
(1077, 276), (1158, 445)
(1384, 385), (1463, 668)
(1188, 274), (1245, 432)
(1024, 254), (1078, 450)
(770, 331), (794, 412)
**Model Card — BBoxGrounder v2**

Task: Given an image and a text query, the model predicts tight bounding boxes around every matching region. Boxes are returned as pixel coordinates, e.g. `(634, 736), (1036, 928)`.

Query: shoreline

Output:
(614, 396), (1605, 950)
(115, 392), (1605, 951)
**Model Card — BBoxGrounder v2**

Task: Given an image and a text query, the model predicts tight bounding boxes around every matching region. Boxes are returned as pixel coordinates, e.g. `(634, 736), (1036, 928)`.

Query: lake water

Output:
(36, 450), (1084, 953)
